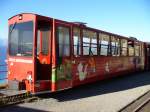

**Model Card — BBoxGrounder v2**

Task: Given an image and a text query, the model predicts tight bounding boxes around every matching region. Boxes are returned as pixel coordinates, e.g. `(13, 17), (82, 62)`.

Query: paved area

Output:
(0, 72), (150, 112)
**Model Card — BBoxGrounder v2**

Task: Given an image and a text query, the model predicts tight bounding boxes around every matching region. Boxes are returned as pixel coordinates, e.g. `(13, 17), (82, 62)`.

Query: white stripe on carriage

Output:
(8, 58), (33, 63)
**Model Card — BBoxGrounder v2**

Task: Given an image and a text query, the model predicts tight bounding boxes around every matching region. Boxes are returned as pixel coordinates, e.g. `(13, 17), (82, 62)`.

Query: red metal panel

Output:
(71, 56), (145, 87)
(8, 13), (35, 25)
(8, 13), (36, 92)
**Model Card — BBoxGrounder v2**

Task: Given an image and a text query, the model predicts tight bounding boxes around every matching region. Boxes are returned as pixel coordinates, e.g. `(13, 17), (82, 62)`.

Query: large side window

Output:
(111, 36), (120, 56)
(139, 43), (144, 56)
(91, 32), (97, 55)
(41, 28), (50, 55)
(111, 36), (116, 56)
(83, 30), (90, 55)
(73, 27), (81, 56)
(116, 38), (121, 56)
(141, 43), (144, 56)
(83, 29), (97, 55)
(128, 40), (134, 56)
(135, 44), (140, 56)
(121, 39), (127, 56)
(99, 33), (109, 56)
(57, 26), (70, 57)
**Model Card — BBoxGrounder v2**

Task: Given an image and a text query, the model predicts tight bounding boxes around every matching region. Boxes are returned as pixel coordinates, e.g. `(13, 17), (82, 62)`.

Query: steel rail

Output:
(132, 97), (150, 112)
(118, 90), (150, 112)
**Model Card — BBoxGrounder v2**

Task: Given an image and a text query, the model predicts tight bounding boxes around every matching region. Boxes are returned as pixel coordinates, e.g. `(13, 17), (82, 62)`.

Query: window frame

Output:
(134, 42), (140, 57)
(56, 24), (71, 57)
(121, 39), (128, 56)
(73, 27), (82, 56)
(111, 36), (121, 56)
(9, 21), (34, 57)
(82, 29), (98, 56)
(99, 33), (110, 56)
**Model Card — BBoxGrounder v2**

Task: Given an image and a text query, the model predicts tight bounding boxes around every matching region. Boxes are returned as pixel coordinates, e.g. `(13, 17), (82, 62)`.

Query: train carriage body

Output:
(7, 13), (147, 94)
(144, 43), (150, 70)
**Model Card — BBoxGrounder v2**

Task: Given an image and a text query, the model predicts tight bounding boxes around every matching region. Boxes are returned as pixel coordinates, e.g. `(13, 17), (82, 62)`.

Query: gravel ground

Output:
(1, 72), (150, 112)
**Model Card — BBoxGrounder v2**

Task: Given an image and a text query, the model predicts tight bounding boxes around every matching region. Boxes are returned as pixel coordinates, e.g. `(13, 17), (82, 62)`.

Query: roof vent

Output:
(72, 22), (87, 27)
(129, 37), (138, 40)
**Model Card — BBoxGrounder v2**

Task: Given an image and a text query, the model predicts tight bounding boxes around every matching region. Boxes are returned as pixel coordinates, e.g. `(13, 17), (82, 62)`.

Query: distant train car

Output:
(144, 42), (150, 70)
(7, 13), (147, 94)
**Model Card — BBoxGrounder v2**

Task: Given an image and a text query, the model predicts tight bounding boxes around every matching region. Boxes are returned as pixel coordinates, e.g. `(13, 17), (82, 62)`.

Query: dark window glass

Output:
(37, 30), (40, 55)
(41, 28), (50, 55)
(9, 21), (33, 56)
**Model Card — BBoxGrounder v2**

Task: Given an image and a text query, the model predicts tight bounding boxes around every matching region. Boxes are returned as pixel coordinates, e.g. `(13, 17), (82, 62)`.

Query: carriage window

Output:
(73, 27), (81, 56)
(116, 38), (121, 56)
(111, 36), (120, 56)
(41, 28), (50, 55)
(121, 39), (127, 56)
(128, 40), (134, 56)
(83, 30), (90, 55)
(91, 32), (97, 55)
(37, 30), (40, 55)
(135, 44), (140, 56)
(139, 43), (142, 56)
(147, 47), (150, 56)
(57, 26), (70, 57)
(141, 43), (144, 56)
(99, 33), (109, 56)
(139, 43), (144, 56)
(111, 36), (116, 56)
(83, 30), (97, 55)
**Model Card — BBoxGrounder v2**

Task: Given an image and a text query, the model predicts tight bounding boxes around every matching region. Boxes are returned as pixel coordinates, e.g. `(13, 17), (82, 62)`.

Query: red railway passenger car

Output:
(7, 13), (148, 94)
(144, 42), (150, 70)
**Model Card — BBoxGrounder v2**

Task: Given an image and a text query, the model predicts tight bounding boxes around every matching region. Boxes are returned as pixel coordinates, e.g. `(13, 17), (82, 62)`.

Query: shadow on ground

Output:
(0, 72), (150, 112)
(0, 105), (52, 112)
(40, 72), (150, 102)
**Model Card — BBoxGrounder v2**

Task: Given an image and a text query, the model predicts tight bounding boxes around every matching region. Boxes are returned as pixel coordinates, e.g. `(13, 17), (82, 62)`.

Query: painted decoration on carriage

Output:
(56, 59), (72, 81)
(76, 57), (96, 81)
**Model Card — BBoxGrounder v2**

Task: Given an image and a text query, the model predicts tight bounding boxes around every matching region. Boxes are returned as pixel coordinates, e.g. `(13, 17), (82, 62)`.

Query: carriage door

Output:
(36, 21), (51, 81)
(56, 24), (72, 90)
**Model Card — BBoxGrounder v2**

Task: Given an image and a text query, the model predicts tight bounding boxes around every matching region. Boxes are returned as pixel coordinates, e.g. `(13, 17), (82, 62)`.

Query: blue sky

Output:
(0, 0), (150, 45)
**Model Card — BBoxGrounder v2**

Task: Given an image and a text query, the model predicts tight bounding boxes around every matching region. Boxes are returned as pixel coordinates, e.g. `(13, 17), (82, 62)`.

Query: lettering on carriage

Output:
(8, 58), (33, 63)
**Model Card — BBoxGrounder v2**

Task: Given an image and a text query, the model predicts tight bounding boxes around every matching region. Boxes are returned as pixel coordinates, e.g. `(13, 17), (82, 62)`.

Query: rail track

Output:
(119, 90), (150, 112)
(0, 89), (31, 106)
(133, 97), (150, 112)
(0, 89), (39, 107)
(0, 64), (38, 107)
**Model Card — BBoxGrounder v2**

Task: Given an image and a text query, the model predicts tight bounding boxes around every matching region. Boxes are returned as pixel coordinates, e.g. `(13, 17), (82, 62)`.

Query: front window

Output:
(9, 21), (33, 56)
